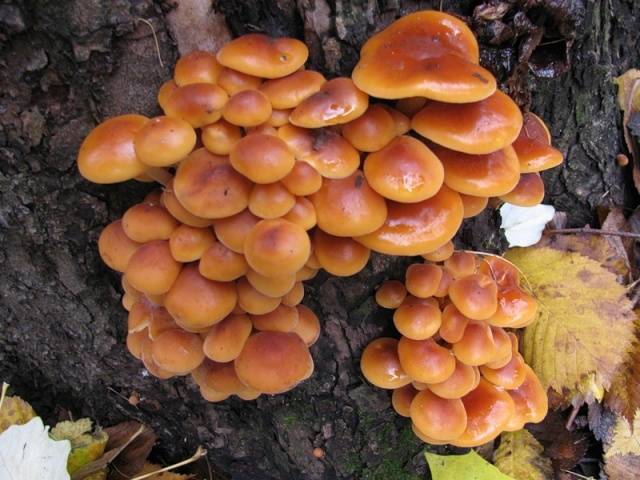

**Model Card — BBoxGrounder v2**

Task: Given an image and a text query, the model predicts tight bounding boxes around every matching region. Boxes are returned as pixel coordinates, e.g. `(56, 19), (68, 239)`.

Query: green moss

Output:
(362, 458), (421, 480)
(280, 412), (299, 426)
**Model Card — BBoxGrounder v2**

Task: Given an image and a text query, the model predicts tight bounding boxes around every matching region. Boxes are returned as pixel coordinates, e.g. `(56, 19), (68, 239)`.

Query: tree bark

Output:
(0, 0), (638, 478)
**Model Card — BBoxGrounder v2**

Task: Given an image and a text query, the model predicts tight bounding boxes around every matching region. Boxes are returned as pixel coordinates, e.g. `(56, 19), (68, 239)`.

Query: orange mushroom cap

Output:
(421, 241), (454, 263)
(193, 359), (246, 394)
(290, 78), (369, 128)
(222, 89), (273, 127)
(480, 351), (527, 390)
(395, 97), (427, 117)
(310, 170), (388, 237)
(405, 263), (443, 299)
(412, 91), (523, 155)
(397, 336), (456, 384)
(363, 135), (444, 203)
(151, 329), (205, 375)
(280, 161), (323, 196)
(217, 67), (263, 95)
(448, 273), (498, 320)
(410, 390), (467, 441)
(199, 239), (249, 282)
(217, 34), (309, 79)
(268, 109), (291, 127)
(392, 384), (419, 417)
(162, 83), (228, 128)
(360, 337), (411, 389)
(499, 172), (545, 206)
(379, 105), (411, 136)
(504, 365), (548, 431)
(122, 203), (179, 243)
(158, 80), (179, 111)
(375, 280), (407, 309)
(98, 219), (142, 272)
(433, 268), (454, 298)
(164, 264), (237, 331)
(452, 320), (497, 366)
(313, 229), (371, 277)
(174, 51), (222, 86)
(250, 304), (299, 332)
(126, 329), (148, 360)
(125, 240), (182, 295)
(291, 304), (320, 346)
(235, 331), (314, 394)
(260, 70), (327, 109)
(487, 286), (537, 328)
(161, 179), (213, 228)
(246, 269), (296, 298)
(133, 115), (197, 167)
(282, 196), (317, 231)
(429, 360), (478, 399)
(230, 132), (295, 184)
(355, 185), (463, 256)
(342, 104), (396, 152)
(169, 224), (215, 262)
(213, 209), (260, 254)
(460, 194), (489, 218)
(393, 302), (441, 341)
(141, 337), (175, 379)
(282, 282), (305, 307)
(513, 112), (563, 173)
(443, 251), (478, 279)
(77, 114), (148, 184)
(147, 306), (179, 340)
(248, 182), (296, 219)
(439, 304), (470, 344)
(127, 300), (152, 333)
(236, 277), (282, 315)
(478, 256), (521, 291)
(201, 119), (242, 155)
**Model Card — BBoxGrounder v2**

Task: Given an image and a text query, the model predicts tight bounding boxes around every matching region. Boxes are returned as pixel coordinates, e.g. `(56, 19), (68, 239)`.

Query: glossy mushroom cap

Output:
(433, 269), (454, 298)
(98, 220), (141, 272)
(311, 171), (388, 237)
(134, 116), (196, 167)
(513, 112), (563, 173)
(281, 161), (323, 196)
(480, 351), (527, 390)
(283, 197), (317, 230)
(397, 336), (456, 384)
(250, 304), (299, 332)
(291, 305), (320, 346)
(380, 105), (411, 135)
(421, 241), (454, 263)
(193, 360), (246, 394)
(230, 133), (295, 184)
(213, 209), (260, 253)
(201, 120), (242, 155)
(439, 304), (470, 344)
(151, 329), (205, 375)
(162, 83), (228, 128)
(246, 270), (296, 298)
(125, 240), (182, 295)
(161, 179), (213, 228)
(499, 172), (545, 206)
(174, 149), (252, 219)
(444, 251), (478, 279)
(478, 256), (520, 290)
(342, 104), (396, 152)
(77, 114), (148, 184)
(393, 302), (441, 341)
(392, 384), (419, 417)
(164, 265), (238, 331)
(487, 287), (537, 328)
(217, 67), (263, 95)
(235, 331), (314, 394)
(169, 224), (215, 262)
(410, 390), (467, 441)
(158, 80), (178, 111)
(360, 337), (411, 389)
(222, 89), (273, 127)
(244, 218), (311, 277)
(290, 78), (369, 128)
(174, 51), (222, 85)
(364, 136), (444, 203)
(405, 263), (443, 298)
(452, 321), (497, 366)
(352, 11), (495, 103)
(236, 277), (282, 315)
(448, 273), (498, 320)
(412, 91), (523, 155)
(260, 70), (326, 109)
(355, 185), (463, 256)
(313, 230), (371, 277)
(199, 240), (249, 282)
(141, 338), (175, 379)
(431, 144), (521, 197)
(217, 34), (309, 79)
(282, 282), (305, 307)
(375, 280), (407, 309)
(504, 365), (548, 431)
(453, 378), (515, 447)
(429, 360), (478, 399)
(122, 203), (179, 243)
(248, 182), (296, 219)
(460, 194), (489, 218)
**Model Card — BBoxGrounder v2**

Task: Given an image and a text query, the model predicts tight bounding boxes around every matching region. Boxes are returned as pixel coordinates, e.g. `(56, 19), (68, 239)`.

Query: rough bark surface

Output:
(0, 0), (638, 479)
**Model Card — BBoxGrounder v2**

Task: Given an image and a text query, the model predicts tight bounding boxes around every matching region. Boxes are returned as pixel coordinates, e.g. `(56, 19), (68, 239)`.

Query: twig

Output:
(566, 403), (580, 431)
(136, 18), (164, 68)
(547, 227), (640, 239)
(561, 470), (594, 480)
(130, 447), (207, 480)
(0, 383), (8, 412)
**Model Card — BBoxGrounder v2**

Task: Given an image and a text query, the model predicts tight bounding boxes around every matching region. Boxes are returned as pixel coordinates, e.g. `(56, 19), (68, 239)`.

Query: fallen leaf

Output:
(504, 247), (636, 404)
(606, 313), (640, 422)
(51, 418), (109, 474)
(500, 204), (556, 247)
(0, 393), (37, 433)
(493, 429), (552, 480)
(0, 417), (71, 480)
(104, 421), (156, 478)
(603, 410), (640, 478)
(425, 450), (514, 480)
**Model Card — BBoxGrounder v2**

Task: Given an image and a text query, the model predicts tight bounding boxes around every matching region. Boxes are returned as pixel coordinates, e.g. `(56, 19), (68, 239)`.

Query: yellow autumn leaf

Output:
(425, 451), (514, 480)
(604, 410), (640, 478)
(606, 313), (640, 421)
(493, 430), (552, 480)
(51, 418), (109, 474)
(504, 247), (635, 402)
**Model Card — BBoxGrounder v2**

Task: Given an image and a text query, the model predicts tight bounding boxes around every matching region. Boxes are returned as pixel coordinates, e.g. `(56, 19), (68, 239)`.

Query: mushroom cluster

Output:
(361, 250), (548, 447)
(77, 9), (563, 402)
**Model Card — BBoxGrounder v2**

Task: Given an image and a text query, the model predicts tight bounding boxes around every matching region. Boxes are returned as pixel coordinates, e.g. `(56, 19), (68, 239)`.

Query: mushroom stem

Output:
(144, 166), (173, 186)
(546, 227), (640, 239)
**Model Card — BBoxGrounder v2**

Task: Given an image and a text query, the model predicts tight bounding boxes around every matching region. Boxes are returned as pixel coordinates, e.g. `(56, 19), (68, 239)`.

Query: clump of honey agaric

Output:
(361, 251), (548, 447)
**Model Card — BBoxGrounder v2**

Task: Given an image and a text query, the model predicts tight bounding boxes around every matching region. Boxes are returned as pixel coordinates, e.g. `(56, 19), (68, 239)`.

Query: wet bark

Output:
(0, 0), (638, 478)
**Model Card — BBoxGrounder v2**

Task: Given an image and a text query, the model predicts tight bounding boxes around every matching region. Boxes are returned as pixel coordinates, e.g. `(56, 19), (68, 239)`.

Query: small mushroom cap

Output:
(126, 329), (148, 360)
(278, 125), (360, 179)
(147, 306), (179, 340)
(398, 336), (456, 384)
(433, 268), (454, 298)
(353, 11), (494, 103)
(443, 251), (478, 279)
(487, 287), (537, 328)
(235, 331), (314, 394)
(128, 300), (152, 333)
(379, 105), (411, 136)
(244, 218), (311, 277)
(134, 115), (197, 167)
(164, 265), (238, 331)
(429, 360), (478, 399)
(203, 313), (252, 363)
(513, 113), (563, 173)
(246, 270), (296, 298)
(310, 171), (388, 237)
(480, 351), (527, 390)
(250, 304), (299, 332)
(499, 172), (545, 206)
(313, 229), (371, 277)
(77, 114), (148, 184)
(355, 185), (463, 256)
(174, 51), (222, 86)
(282, 196), (317, 230)
(296, 266), (319, 282)
(193, 360), (246, 394)
(364, 136), (444, 203)
(174, 148), (252, 219)
(392, 384), (419, 417)
(248, 182), (296, 219)
(151, 329), (205, 375)
(452, 320), (497, 366)
(453, 378), (516, 447)
(260, 70), (327, 109)
(230, 133), (295, 183)
(236, 277), (282, 315)
(141, 338), (175, 379)
(290, 78), (369, 128)
(410, 390), (467, 442)
(122, 203), (179, 243)
(432, 144), (521, 197)
(393, 302), (441, 341)
(439, 304), (470, 344)
(411, 423), (449, 445)
(504, 365), (548, 431)
(161, 180), (214, 228)
(291, 304), (320, 346)
(268, 109), (291, 127)
(478, 256), (520, 290)
(98, 220), (142, 272)
(201, 119), (242, 155)
(375, 280), (407, 309)
(360, 337), (411, 389)
(222, 89), (273, 127)
(448, 273), (498, 320)
(282, 282), (305, 307)
(162, 83), (228, 128)
(236, 386), (262, 401)
(412, 91), (523, 155)
(460, 194), (489, 218)
(169, 224), (215, 262)
(158, 80), (179, 111)
(405, 263), (443, 299)
(342, 104), (397, 152)
(213, 209), (260, 254)
(200, 386), (230, 402)
(421, 241), (454, 263)
(396, 97), (427, 117)
(217, 34), (308, 79)
(199, 240), (249, 282)
(125, 240), (182, 295)
(217, 67), (263, 95)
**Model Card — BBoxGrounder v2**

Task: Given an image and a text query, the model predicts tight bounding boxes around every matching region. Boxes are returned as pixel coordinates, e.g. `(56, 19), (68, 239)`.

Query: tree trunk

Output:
(0, 0), (638, 478)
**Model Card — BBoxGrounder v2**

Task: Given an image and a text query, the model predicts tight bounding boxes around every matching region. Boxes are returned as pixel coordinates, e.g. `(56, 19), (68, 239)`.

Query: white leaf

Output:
(0, 417), (71, 480)
(499, 203), (556, 247)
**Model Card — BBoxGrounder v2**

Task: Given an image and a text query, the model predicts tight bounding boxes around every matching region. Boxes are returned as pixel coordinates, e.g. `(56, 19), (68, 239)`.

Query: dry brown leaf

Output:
(104, 421), (156, 479)
(606, 314), (640, 422)
(614, 69), (640, 193)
